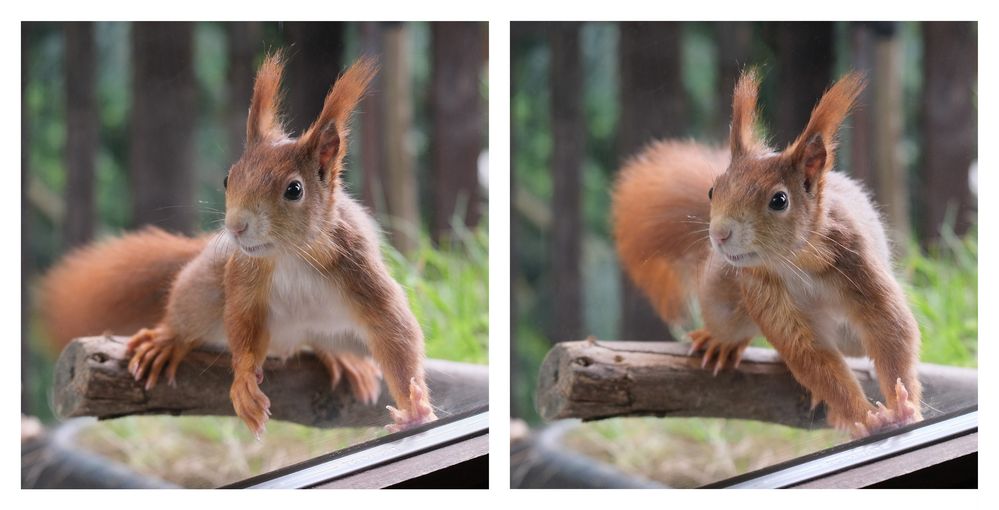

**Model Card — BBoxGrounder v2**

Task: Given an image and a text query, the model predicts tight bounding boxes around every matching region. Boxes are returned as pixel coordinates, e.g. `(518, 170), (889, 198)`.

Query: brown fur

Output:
(614, 70), (922, 435)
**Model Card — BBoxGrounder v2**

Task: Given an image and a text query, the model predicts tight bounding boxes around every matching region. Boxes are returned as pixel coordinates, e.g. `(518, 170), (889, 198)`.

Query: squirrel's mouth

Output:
(722, 250), (760, 266)
(239, 242), (275, 257)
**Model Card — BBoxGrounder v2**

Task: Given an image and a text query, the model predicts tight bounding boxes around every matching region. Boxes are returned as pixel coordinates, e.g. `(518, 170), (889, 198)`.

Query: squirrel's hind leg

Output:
(314, 350), (383, 406)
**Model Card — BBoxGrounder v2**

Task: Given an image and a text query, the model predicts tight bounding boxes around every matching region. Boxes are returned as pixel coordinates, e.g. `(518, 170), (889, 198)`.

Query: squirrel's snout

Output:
(710, 225), (733, 245)
(225, 210), (253, 237)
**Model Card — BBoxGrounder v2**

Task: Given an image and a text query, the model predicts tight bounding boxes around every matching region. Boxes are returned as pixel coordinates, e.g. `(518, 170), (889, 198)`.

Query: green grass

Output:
(384, 223), (489, 364)
(903, 227), (978, 367)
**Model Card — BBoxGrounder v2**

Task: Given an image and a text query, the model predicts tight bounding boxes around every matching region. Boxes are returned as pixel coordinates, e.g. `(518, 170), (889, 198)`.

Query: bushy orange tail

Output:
(611, 140), (729, 323)
(38, 227), (208, 353)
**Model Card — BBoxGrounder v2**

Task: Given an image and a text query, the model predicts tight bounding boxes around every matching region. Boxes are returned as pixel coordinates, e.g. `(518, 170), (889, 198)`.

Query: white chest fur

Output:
(773, 266), (865, 357)
(265, 255), (369, 358)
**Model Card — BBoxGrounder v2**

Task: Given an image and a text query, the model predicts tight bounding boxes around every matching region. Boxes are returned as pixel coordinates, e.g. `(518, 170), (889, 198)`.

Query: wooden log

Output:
(54, 336), (487, 428)
(536, 340), (977, 428)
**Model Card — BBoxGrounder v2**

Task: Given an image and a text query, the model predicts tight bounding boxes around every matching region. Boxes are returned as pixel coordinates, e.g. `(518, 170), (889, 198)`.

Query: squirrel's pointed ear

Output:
(301, 57), (378, 183)
(730, 68), (762, 156)
(246, 52), (287, 146)
(786, 72), (865, 183)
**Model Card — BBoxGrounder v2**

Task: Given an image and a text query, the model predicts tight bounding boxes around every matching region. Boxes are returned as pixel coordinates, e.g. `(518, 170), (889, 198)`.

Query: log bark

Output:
(54, 336), (487, 429)
(537, 340), (977, 429)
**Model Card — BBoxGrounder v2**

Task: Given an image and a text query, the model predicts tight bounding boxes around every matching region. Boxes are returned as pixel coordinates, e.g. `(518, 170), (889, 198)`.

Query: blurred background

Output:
(511, 21), (977, 487)
(22, 21), (488, 487)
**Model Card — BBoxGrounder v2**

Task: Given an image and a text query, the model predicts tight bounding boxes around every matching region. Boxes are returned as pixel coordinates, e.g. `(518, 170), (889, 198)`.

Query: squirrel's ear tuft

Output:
(246, 51), (287, 146)
(787, 72), (865, 181)
(301, 56), (379, 183)
(730, 68), (763, 156)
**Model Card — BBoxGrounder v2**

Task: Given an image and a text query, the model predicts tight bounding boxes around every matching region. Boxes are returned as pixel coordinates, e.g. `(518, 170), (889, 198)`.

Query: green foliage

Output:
(903, 227), (978, 367)
(384, 224), (490, 365)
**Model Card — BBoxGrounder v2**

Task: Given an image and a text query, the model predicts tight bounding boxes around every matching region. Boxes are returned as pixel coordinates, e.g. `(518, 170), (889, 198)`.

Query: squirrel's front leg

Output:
(224, 257), (273, 438)
(690, 264), (759, 375)
(849, 265), (924, 433)
(365, 305), (436, 433)
(746, 290), (874, 434)
(340, 262), (436, 432)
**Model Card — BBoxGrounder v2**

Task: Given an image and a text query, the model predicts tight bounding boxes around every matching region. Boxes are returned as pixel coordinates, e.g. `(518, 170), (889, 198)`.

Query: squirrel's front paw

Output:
(851, 379), (923, 438)
(231, 373), (271, 439)
(385, 378), (437, 433)
(126, 327), (192, 390)
(687, 329), (750, 376)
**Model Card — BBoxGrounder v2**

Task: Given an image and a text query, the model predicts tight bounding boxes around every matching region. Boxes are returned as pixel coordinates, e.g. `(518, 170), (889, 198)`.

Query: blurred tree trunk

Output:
(226, 22), (262, 164)
(715, 22), (753, 142)
(22, 23), (31, 415)
(382, 23), (420, 253)
(920, 22), (977, 245)
(359, 22), (386, 215)
(617, 22), (684, 342)
(129, 22), (197, 234)
(430, 22), (484, 242)
(63, 22), (98, 251)
(511, 23), (524, 418)
(850, 22), (910, 251)
(771, 22), (834, 148)
(281, 22), (345, 136)
(548, 23), (583, 343)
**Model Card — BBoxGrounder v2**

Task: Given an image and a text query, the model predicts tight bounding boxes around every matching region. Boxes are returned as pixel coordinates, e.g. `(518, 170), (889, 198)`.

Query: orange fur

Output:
(39, 227), (207, 353)
(246, 52), (287, 145)
(612, 140), (729, 323)
(614, 71), (922, 436)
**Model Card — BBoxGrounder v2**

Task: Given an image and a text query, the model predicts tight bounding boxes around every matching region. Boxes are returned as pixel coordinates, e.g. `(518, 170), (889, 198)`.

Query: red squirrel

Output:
(612, 70), (922, 437)
(41, 52), (436, 436)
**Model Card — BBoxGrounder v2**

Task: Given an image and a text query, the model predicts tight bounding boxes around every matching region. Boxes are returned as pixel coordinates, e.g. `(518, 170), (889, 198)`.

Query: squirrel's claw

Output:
(687, 329), (750, 376)
(385, 378), (437, 433)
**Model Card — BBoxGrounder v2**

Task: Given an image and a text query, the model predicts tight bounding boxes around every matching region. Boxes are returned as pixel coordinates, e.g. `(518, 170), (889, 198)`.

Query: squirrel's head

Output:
(223, 51), (377, 258)
(708, 69), (864, 268)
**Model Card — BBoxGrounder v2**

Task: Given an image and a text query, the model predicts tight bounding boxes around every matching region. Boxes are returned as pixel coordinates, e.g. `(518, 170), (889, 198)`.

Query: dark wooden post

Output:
(430, 22), (485, 242)
(919, 22), (977, 245)
(771, 22), (834, 148)
(129, 22), (197, 233)
(280, 22), (345, 137)
(714, 22), (753, 142)
(548, 22), (584, 342)
(358, 22), (386, 215)
(617, 22), (686, 341)
(225, 22), (262, 165)
(63, 22), (98, 250)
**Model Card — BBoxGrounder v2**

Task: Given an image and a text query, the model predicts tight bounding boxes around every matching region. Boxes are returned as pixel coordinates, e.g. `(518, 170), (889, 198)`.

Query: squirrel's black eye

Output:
(284, 180), (303, 201)
(223, 175), (228, 189)
(708, 187), (713, 200)
(769, 191), (788, 211)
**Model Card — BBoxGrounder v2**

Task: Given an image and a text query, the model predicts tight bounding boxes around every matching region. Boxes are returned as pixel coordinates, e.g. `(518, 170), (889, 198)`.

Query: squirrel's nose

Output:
(711, 226), (733, 245)
(226, 216), (249, 237)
